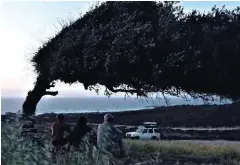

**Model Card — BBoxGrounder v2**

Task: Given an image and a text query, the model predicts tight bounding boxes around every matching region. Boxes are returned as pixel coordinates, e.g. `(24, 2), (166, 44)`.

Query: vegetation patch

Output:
(2, 118), (240, 165)
(125, 140), (240, 164)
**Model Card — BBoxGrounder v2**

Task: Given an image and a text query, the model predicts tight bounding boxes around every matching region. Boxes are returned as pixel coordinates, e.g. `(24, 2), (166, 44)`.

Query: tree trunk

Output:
(22, 78), (58, 116)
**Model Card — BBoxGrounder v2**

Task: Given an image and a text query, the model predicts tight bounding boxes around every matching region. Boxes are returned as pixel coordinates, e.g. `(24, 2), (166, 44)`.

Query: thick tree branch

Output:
(47, 82), (56, 89)
(44, 91), (58, 96)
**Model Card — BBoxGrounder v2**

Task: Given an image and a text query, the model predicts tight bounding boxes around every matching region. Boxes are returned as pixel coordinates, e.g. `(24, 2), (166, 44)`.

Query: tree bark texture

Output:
(22, 77), (58, 116)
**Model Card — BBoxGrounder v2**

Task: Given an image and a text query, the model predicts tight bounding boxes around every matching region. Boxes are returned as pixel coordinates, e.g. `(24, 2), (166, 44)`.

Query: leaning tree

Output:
(22, 1), (240, 116)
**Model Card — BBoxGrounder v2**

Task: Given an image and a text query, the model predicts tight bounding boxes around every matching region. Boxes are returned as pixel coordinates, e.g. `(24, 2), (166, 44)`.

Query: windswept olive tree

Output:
(23, 1), (240, 116)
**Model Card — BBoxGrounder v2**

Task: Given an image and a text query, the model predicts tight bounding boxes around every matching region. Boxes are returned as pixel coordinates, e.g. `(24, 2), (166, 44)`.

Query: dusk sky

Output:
(1, 1), (239, 97)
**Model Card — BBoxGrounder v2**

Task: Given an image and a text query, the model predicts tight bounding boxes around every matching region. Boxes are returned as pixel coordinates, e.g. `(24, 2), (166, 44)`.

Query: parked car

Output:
(125, 122), (161, 140)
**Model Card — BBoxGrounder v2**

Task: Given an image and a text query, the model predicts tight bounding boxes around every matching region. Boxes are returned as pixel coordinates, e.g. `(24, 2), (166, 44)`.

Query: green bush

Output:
(1, 119), (95, 165)
(1, 119), (123, 165)
(1, 120), (50, 165)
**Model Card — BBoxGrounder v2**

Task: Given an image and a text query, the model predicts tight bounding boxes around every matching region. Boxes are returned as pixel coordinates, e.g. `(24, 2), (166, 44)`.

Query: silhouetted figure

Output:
(51, 114), (71, 150)
(69, 116), (91, 148)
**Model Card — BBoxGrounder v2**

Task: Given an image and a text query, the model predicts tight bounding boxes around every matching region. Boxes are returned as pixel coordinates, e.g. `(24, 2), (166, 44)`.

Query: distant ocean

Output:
(1, 97), (230, 115)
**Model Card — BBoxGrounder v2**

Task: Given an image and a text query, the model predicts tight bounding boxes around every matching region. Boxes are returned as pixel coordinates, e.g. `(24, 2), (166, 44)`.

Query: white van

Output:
(125, 122), (161, 140)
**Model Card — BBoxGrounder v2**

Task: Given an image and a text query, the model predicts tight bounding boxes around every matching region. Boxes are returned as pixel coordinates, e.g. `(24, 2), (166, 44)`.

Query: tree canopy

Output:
(23, 1), (240, 115)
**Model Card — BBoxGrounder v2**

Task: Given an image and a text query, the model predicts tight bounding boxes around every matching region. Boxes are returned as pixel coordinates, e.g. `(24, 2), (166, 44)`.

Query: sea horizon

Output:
(1, 96), (231, 115)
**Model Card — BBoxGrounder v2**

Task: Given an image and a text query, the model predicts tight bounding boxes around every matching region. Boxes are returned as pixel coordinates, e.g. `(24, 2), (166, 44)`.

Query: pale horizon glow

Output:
(1, 1), (239, 98)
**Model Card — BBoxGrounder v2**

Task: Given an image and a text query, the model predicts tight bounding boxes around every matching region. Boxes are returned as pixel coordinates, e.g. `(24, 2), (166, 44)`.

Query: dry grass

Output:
(125, 139), (240, 157)
(124, 140), (240, 164)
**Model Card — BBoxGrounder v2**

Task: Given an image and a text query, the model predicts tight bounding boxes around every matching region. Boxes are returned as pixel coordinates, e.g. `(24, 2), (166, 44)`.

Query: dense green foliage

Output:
(24, 2), (240, 115)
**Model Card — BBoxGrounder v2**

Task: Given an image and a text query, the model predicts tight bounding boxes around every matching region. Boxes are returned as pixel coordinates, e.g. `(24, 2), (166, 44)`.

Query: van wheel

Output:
(151, 136), (158, 140)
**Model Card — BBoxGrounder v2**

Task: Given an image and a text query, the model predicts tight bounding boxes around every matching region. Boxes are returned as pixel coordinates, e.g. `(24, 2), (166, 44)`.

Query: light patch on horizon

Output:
(1, 1), (239, 97)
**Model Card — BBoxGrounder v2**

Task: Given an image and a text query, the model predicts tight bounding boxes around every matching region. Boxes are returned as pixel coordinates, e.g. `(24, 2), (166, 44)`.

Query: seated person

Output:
(51, 114), (71, 150)
(69, 116), (91, 148)
(97, 114), (124, 158)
